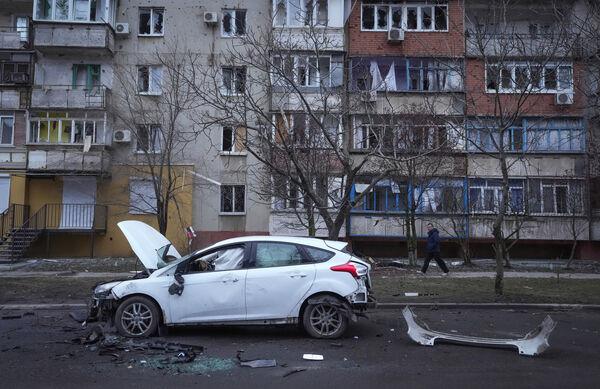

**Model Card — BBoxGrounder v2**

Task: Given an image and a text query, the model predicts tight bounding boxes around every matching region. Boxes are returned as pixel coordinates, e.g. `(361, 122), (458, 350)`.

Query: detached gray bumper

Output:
(402, 306), (556, 357)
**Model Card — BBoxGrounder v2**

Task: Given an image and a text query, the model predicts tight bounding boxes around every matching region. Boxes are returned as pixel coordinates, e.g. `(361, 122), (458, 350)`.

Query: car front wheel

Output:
(115, 296), (159, 338)
(302, 297), (348, 339)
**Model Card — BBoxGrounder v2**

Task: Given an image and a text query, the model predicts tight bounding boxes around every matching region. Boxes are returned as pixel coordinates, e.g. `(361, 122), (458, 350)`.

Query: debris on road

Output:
(1, 314), (22, 320)
(240, 359), (277, 368)
(303, 354), (324, 361)
(402, 306), (556, 357)
(330, 342), (343, 348)
(68, 312), (87, 324)
(282, 368), (307, 377)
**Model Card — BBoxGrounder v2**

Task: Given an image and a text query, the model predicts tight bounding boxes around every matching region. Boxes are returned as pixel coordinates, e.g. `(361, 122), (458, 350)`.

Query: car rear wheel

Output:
(115, 296), (159, 338)
(302, 297), (348, 339)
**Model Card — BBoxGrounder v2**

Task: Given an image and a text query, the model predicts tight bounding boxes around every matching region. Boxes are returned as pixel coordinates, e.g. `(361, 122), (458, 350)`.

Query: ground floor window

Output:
(129, 179), (157, 215)
(221, 185), (245, 214)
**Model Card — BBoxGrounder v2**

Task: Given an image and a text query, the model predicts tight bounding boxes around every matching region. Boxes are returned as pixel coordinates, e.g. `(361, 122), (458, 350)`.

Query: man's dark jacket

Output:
(426, 228), (441, 253)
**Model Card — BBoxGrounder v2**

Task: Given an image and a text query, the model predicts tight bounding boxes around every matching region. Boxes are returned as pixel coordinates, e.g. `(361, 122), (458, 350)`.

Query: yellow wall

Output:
(23, 166), (194, 258)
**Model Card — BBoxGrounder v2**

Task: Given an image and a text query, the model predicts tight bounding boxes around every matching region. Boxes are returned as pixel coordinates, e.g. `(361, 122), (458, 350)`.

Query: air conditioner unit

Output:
(9, 72), (29, 83)
(555, 92), (574, 105)
(204, 12), (219, 24)
(115, 23), (130, 35)
(113, 129), (131, 143)
(388, 27), (404, 42)
(360, 90), (377, 102)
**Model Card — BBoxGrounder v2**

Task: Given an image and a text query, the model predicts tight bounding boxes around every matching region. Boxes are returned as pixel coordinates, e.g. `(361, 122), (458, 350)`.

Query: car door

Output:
(168, 244), (248, 323)
(245, 241), (316, 320)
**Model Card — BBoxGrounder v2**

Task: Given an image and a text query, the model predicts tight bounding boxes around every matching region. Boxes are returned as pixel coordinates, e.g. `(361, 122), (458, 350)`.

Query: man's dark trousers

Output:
(421, 252), (449, 273)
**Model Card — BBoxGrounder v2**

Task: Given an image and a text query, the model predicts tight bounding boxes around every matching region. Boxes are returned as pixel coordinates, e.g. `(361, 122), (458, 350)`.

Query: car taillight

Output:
(330, 262), (359, 278)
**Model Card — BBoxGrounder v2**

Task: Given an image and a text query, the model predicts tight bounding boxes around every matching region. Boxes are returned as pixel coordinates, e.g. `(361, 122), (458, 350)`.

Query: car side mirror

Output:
(168, 273), (185, 296)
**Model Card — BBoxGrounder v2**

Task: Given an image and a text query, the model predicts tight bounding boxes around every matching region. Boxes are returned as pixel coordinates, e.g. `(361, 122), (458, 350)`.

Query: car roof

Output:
(205, 235), (348, 252)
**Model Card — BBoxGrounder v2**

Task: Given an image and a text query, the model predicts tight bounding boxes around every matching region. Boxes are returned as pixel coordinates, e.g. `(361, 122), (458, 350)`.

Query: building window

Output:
(137, 65), (163, 94)
(468, 119), (584, 153)
(529, 179), (582, 215)
(221, 185), (245, 214)
(274, 113), (340, 148)
(139, 7), (164, 35)
(28, 111), (106, 144)
(352, 57), (462, 92)
(273, 0), (328, 27)
(221, 126), (246, 152)
(222, 9), (246, 37)
(221, 67), (246, 95)
(273, 55), (339, 88)
(1, 62), (30, 85)
(362, 3), (448, 32)
(136, 124), (161, 153)
(469, 179), (524, 214)
(129, 179), (157, 214)
(0, 117), (14, 145)
(486, 63), (573, 93)
(16, 17), (29, 41)
(418, 181), (464, 213)
(34, 0), (114, 23)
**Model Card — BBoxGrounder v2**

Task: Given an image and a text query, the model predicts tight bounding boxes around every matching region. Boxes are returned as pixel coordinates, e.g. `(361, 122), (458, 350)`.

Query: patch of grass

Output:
(373, 274), (600, 304)
(0, 276), (124, 304)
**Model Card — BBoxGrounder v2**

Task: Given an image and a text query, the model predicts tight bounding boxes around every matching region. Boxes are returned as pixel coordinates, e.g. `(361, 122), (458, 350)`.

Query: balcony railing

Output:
(0, 90), (27, 110)
(33, 22), (114, 53)
(0, 25), (31, 50)
(31, 85), (108, 109)
(0, 204), (30, 239)
(23, 203), (107, 232)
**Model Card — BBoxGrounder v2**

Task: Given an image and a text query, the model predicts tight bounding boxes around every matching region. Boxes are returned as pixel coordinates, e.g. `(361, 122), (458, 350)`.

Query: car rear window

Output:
(303, 246), (335, 262)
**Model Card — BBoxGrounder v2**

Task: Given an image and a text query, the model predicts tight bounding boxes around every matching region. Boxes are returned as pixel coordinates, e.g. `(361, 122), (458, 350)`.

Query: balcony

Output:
(31, 85), (108, 110)
(0, 25), (31, 50)
(27, 148), (110, 174)
(0, 90), (28, 110)
(0, 149), (27, 170)
(33, 22), (114, 54)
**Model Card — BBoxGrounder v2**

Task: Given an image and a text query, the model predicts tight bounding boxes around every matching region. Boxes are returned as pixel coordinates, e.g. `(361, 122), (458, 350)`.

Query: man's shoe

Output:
(441, 272), (449, 277)
(417, 270), (426, 275)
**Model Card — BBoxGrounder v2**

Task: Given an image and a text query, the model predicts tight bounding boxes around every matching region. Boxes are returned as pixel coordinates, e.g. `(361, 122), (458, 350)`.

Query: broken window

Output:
(137, 65), (163, 94)
(139, 7), (164, 35)
(136, 124), (161, 153)
(187, 246), (245, 273)
(221, 66), (246, 95)
(530, 180), (581, 215)
(487, 62), (573, 92)
(129, 178), (157, 215)
(222, 9), (246, 37)
(27, 111), (106, 145)
(469, 179), (524, 214)
(34, 0), (113, 22)
(221, 185), (245, 213)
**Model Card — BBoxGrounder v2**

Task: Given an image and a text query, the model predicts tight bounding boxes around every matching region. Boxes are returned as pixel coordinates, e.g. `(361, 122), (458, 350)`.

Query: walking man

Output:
(421, 223), (449, 275)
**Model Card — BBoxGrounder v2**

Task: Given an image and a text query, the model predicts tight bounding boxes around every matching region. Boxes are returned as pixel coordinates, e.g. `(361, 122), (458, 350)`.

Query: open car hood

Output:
(118, 221), (181, 271)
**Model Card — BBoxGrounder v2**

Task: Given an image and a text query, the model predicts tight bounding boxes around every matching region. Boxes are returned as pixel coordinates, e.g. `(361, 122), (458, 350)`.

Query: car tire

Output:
(302, 296), (348, 339)
(114, 296), (160, 338)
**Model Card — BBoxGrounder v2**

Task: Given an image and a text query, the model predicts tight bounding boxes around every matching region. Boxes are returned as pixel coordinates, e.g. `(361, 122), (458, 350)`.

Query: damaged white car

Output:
(88, 221), (372, 339)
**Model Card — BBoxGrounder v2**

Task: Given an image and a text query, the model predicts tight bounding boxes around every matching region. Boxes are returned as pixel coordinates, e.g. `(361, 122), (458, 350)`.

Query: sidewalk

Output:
(1, 270), (599, 279)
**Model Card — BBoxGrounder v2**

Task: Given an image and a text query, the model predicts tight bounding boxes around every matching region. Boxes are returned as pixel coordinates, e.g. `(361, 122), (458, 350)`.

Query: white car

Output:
(88, 221), (372, 339)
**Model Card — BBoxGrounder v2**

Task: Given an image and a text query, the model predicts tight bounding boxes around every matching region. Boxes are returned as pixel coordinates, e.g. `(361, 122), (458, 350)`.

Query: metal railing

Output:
(0, 204), (30, 239)
(31, 85), (108, 109)
(22, 203), (108, 232)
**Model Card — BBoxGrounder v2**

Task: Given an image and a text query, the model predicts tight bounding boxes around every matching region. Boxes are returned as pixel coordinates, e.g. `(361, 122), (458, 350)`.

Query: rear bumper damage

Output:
(402, 306), (556, 357)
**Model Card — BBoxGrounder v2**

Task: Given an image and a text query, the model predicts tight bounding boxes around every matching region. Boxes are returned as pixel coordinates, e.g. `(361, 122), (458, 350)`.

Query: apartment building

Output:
(0, 0), (597, 260)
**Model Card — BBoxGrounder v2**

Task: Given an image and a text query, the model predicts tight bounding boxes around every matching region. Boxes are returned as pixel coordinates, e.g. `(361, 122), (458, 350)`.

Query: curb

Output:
(375, 302), (600, 310)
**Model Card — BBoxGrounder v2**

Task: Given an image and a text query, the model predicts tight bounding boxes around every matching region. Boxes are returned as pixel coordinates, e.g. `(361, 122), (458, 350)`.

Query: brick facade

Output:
(465, 59), (585, 117)
(347, 0), (465, 58)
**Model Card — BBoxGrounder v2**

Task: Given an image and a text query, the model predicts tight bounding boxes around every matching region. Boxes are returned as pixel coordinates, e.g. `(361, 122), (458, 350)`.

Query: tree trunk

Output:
(306, 207), (316, 237)
(461, 239), (471, 265)
(566, 240), (577, 269)
(406, 212), (417, 266)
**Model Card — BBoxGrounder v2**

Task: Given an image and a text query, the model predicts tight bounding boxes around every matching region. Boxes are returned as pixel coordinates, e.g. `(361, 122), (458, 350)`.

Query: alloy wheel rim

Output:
(309, 304), (342, 336)
(121, 302), (153, 336)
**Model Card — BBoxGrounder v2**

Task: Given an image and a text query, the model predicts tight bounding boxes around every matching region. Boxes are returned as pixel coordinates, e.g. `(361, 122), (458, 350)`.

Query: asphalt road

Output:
(0, 308), (599, 389)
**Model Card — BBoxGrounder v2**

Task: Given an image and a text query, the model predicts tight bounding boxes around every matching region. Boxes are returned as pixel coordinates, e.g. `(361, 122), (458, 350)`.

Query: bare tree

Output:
(455, 0), (578, 295)
(564, 179), (587, 268)
(110, 42), (202, 235)
(181, 20), (407, 240)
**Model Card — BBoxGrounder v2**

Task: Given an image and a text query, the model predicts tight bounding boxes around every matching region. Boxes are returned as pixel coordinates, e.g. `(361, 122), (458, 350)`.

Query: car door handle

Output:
(290, 274), (307, 279)
(222, 278), (239, 283)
